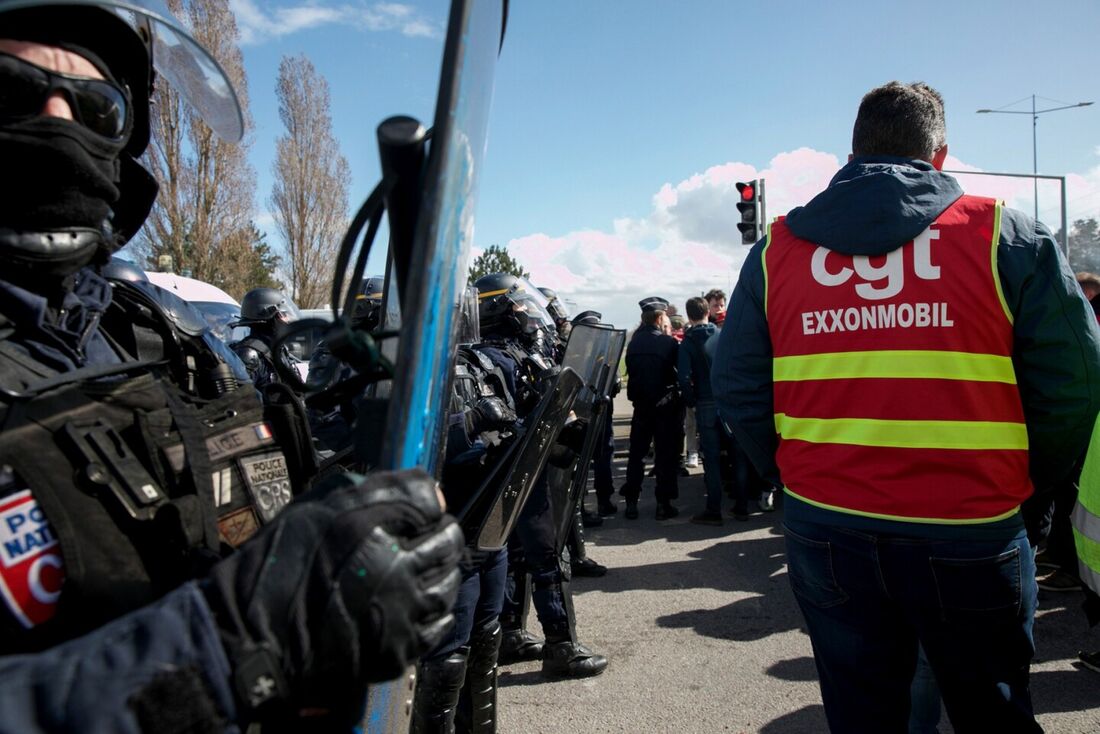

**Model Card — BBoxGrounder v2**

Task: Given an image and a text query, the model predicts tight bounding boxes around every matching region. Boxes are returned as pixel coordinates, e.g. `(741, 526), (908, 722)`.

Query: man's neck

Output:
(689, 319), (707, 328)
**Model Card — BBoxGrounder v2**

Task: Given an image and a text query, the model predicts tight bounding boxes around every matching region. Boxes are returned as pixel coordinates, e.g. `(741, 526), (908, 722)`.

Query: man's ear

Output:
(931, 145), (948, 171)
(848, 153), (854, 162)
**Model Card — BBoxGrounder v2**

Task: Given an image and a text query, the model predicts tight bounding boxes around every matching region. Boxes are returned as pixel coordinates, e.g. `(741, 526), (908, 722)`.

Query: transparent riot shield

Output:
(548, 323), (627, 548)
(456, 366), (584, 550)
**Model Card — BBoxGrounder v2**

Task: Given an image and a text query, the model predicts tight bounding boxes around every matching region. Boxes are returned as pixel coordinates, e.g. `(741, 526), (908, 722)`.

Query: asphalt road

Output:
(498, 405), (1100, 733)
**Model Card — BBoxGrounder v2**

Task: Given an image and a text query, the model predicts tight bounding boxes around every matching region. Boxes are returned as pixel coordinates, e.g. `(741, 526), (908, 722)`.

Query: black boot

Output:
(500, 562), (543, 665)
(537, 576), (609, 679)
(456, 622), (502, 733)
(542, 639), (609, 679)
(411, 649), (469, 734)
(499, 629), (544, 664)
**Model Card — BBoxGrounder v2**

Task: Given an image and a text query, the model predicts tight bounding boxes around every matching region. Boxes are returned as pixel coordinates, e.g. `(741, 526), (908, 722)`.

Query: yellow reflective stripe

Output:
(784, 486), (1021, 525)
(1072, 502), (1100, 594)
(991, 201), (1014, 325)
(773, 350), (1016, 383)
(478, 288), (509, 299)
(774, 413), (1028, 450)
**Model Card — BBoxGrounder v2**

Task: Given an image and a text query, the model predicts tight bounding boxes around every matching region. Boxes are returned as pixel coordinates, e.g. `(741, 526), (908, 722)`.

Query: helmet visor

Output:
(0, 0), (244, 142)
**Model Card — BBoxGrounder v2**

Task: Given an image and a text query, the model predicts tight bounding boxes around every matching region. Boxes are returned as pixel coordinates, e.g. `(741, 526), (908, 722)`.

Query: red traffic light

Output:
(740, 185), (755, 201)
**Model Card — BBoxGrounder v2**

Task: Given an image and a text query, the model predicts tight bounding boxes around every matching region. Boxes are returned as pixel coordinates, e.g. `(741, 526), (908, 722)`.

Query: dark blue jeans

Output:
(425, 548), (508, 661)
(783, 518), (1040, 734)
(694, 400), (724, 513)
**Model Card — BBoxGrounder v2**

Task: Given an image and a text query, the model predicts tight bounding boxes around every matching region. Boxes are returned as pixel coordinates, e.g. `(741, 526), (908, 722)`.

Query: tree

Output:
(269, 54), (351, 309)
(1060, 217), (1100, 274)
(467, 244), (530, 282)
(213, 225), (283, 299)
(131, 0), (258, 289)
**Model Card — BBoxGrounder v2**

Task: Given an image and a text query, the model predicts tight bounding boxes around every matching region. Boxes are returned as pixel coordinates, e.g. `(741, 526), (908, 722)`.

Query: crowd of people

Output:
(614, 288), (775, 526)
(1, 0), (1100, 732)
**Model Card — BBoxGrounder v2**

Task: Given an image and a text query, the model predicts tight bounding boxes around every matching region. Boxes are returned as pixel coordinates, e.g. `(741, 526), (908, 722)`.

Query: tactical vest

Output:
(763, 195), (1031, 523)
(0, 333), (299, 655)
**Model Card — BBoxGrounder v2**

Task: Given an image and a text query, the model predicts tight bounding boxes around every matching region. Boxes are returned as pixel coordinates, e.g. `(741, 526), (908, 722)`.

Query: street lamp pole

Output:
(977, 96), (1092, 222)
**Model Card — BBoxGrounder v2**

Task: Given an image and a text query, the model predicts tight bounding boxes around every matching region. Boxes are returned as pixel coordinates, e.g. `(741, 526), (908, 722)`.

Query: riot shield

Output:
(360, 1), (507, 731)
(548, 323), (627, 548)
(456, 366), (584, 550)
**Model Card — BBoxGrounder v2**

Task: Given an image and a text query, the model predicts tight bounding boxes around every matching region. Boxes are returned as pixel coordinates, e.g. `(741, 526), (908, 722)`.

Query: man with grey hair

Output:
(713, 80), (1100, 732)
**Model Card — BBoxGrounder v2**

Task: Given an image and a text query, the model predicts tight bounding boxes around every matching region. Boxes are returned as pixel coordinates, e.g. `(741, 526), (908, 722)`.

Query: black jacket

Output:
(625, 325), (679, 407)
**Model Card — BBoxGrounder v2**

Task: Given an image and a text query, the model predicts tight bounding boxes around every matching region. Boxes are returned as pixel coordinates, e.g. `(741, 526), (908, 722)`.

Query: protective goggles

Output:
(0, 51), (130, 141)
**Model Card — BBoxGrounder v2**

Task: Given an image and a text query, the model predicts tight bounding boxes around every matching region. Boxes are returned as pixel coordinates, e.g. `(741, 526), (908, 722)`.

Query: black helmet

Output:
(538, 285), (570, 325)
(475, 273), (557, 337)
(474, 272), (519, 300)
(0, 0), (244, 274)
(102, 256), (148, 283)
(351, 275), (385, 329)
(236, 288), (301, 327)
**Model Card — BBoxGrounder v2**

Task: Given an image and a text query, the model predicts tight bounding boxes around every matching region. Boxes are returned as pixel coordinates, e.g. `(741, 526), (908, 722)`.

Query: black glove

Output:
(548, 419), (588, 468)
(557, 418), (588, 453)
(464, 396), (518, 435)
(202, 469), (464, 728)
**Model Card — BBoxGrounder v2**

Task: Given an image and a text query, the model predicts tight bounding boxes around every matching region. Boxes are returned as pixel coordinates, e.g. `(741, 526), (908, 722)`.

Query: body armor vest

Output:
(0, 286), (306, 653)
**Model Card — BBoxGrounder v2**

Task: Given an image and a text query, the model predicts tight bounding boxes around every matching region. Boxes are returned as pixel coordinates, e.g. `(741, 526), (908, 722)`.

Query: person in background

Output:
(679, 297), (723, 526)
(704, 288), (726, 325)
(622, 297), (682, 521)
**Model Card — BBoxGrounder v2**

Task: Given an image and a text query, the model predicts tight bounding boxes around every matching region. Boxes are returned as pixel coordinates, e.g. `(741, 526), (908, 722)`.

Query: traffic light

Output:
(736, 179), (764, 245)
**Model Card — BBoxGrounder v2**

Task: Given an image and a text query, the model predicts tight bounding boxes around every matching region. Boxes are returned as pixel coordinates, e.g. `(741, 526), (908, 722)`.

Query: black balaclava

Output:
(0, 112), (126, 234)
(0, 7), (152, 278)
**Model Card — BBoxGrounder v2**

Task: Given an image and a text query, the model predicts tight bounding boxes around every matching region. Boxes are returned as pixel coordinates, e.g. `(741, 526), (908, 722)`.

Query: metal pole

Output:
(1032, 94), (1039, 222)
(1061, 175), (1069, 258)
(944, 168), (1070, 256)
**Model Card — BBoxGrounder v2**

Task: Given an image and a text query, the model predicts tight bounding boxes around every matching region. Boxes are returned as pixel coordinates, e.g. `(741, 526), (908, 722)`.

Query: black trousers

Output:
(623, 400), (682, 503)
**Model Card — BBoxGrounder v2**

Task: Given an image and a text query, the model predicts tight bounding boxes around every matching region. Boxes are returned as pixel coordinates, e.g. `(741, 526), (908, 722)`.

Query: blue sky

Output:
(230, 0), (1100, 328)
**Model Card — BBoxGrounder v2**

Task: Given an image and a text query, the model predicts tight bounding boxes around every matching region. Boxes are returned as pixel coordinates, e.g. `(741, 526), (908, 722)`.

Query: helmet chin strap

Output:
(0, 227), (109, 278)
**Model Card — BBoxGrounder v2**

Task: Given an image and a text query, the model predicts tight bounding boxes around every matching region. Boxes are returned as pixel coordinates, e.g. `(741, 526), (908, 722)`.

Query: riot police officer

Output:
(538, 285), (572, 342)
(230, 287), (307, 391)
(0, 2), (462, 729)
(412, 290), (515, 732)
(473, 274), (608, 679)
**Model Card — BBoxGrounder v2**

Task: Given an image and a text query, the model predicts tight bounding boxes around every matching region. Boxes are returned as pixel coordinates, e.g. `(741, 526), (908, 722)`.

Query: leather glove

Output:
(548, 419), (588, 468)
(557, 418), (588, 453)
(464, 396), (518, 435)
(201, 468), (464, 728)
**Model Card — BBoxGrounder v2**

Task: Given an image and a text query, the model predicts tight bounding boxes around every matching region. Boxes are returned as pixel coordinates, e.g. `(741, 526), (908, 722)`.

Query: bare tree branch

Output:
(129, 0), (276, 300)
(269, 54), (351, 309)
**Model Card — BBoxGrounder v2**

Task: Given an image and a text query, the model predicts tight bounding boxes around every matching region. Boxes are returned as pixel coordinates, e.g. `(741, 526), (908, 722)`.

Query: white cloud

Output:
(502, 148), (841, 330)
(230, 0), (441, 45)
(499, 149), (1100, 331)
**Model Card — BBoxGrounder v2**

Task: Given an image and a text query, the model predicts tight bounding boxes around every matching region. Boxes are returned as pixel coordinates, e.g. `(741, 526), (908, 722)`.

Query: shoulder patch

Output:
(0, 488), (64, 628)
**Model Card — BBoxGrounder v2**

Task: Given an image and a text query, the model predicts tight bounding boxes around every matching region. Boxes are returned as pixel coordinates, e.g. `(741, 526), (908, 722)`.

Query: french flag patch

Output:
(254, 423), (274, 442)
(0, 490), (64, 628)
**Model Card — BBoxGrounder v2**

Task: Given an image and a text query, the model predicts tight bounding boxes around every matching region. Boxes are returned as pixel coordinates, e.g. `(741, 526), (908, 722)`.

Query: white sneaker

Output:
(685, 452), (699, 468)
(757, 490), (775, 512)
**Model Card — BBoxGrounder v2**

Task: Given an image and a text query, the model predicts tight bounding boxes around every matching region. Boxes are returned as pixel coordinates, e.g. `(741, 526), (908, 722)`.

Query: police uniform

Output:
(622, 297), (682, 515)
(472, 275), (608, 680)
(412, 344), (515, 733)
(0, 267), (301, 654)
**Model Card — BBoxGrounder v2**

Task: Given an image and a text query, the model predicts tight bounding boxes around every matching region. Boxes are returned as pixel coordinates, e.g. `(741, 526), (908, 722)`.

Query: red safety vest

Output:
(764, 194), (1031, 523)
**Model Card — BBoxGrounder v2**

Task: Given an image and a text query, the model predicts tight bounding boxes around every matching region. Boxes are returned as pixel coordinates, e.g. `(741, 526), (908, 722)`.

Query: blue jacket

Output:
(0, 268), (120, 373)
(0, 583), (240, 733)
(712, 156), (1100, 538)
(677, 322), (717, 408)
